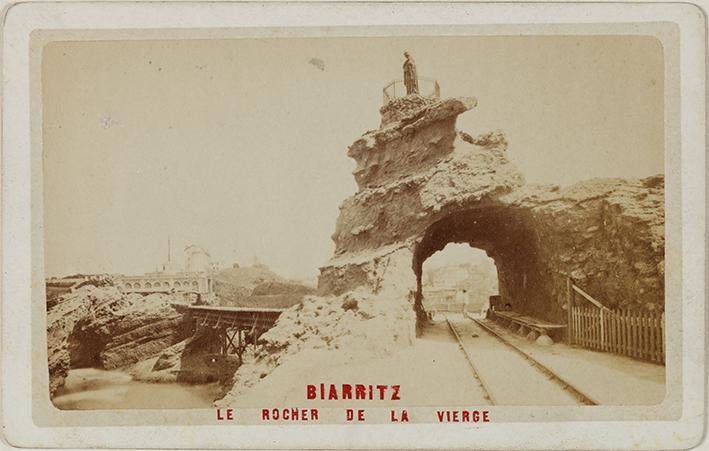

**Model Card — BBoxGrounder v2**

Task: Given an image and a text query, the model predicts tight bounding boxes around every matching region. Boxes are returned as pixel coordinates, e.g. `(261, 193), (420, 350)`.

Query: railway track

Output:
(445, 317), (497, 405)
(445, 315), (598, 406)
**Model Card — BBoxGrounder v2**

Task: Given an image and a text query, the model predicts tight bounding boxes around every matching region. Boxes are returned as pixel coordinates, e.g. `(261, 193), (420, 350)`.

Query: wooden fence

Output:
(569, 305), (665, 364)
(566, 278), (664, 364)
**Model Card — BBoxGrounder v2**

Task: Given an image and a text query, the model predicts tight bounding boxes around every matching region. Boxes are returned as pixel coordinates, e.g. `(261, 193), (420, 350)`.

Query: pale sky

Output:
(42, 35), (664, 279)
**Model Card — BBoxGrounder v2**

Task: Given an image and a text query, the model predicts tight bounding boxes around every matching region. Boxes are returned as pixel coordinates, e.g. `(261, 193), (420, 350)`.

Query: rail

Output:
(445, 318), (497, 405)
(467, 316), (598, 405)
(382, 77), (440, 105)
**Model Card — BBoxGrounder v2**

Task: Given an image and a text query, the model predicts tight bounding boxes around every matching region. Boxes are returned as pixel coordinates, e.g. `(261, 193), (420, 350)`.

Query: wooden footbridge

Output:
(172, 303), (286, 361)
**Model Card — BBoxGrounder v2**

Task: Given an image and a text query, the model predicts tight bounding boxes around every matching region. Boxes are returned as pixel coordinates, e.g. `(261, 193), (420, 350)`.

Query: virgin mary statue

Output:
(403, 52), (419, 95)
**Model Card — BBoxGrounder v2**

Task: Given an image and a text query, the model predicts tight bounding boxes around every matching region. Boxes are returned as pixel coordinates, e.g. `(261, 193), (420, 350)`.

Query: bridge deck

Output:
(180, 303), (286, 331)
(188, 305), (286, 313)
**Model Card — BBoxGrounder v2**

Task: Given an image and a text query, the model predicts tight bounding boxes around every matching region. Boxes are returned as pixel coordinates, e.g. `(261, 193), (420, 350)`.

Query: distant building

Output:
(114, 238), (214, 295)
(184, 244), (211, 272)
(116, 271), (213, 294)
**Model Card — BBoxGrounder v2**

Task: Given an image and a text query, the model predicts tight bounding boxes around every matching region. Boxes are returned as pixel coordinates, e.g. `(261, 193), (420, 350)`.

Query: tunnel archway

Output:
(413, 206), (549, 320)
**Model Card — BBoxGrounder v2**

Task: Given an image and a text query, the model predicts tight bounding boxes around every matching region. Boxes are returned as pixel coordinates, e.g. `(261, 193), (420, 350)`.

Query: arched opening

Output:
(413, 207), (552, 321)
(421, 243), (498, 319)
(145, 282), (152, 288)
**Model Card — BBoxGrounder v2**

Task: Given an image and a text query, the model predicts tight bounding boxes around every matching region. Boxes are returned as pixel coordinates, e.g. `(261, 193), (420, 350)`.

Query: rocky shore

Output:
(47, 286), (191, 396)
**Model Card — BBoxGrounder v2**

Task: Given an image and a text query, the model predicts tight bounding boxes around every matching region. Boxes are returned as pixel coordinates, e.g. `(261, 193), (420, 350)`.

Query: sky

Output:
(42, 35), (664, 279)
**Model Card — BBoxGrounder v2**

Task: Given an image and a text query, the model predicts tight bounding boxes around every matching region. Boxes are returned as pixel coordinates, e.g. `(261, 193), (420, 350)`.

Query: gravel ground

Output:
(479, 317), (665, 405)
(448, 316), (580, 405)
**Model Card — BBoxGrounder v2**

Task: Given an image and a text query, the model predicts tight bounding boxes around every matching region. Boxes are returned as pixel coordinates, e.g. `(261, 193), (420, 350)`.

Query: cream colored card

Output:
(1, 1), (706, 449)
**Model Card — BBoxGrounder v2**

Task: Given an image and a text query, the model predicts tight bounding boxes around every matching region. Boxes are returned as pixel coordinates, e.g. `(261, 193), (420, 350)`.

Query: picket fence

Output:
(569, 305), (665, 364)
(566, 279), (664, 364)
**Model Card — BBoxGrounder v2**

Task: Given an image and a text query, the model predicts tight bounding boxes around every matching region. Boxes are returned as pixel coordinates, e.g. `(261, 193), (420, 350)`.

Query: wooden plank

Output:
(620, 310), (626, 356)
(580, 307), (585, 348)
(649, 313), (655, 361)
(586, 307), (591, 349)
(660, 312), (667, 363)
(618, 310), (623, 356)
(566, 278), (573, 345)
(570, 307), (576, 345)
(596, 309), (601, 350)
(589, 307), (593, 348)
(584, 307), (589, 348)
(627, 312), (633, 358)
(631, 313), (638, 358)
(640, 314), (645, 359)
(636, 313), (642, 359)
(596, 308), (600, 349)
(607, 310), (612, 353)
(649, 313), (656, 362)
(612, 311), (617, 353)
(579, 307), (584, 347)
(600, 309), (606, 351)
(574, 307), (579, 345)
(592, 308), (596, 348)
(572, 284), (609, 310)
(613, 311), (617, 353)
(580, 307), (584, 346)
(625, 310), (631, 357)
(659, 313), (664, 363)
(642, 313), (647, 360)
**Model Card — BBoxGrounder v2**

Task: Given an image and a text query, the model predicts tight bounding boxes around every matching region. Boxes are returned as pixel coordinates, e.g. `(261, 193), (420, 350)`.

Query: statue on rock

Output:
(402, 52), (419, 95)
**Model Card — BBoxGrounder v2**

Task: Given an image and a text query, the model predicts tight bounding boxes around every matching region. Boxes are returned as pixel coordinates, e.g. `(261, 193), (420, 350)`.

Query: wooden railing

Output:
(566, 279), (665, 364)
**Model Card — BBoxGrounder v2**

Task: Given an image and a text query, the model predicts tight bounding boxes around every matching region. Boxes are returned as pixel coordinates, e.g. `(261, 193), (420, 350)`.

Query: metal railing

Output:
(382, 77), (440, 105)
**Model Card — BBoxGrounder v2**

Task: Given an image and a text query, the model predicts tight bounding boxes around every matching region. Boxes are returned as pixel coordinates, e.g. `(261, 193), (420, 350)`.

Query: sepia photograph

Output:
(0, 0), (705, 448)
(41, 33), (669, 414)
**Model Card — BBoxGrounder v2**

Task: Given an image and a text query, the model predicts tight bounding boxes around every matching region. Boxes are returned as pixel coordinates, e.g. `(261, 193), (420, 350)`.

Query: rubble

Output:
(216, 289), (415, 405)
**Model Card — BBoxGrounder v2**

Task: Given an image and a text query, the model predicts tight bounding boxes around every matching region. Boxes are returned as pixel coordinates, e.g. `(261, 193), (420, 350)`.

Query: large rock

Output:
(46, 286), (191, 396)
(319, 94), (664, 322)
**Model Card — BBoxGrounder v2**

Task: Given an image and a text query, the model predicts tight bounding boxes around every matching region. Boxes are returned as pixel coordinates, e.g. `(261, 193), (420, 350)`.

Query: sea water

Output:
(52, 368), (222, 410)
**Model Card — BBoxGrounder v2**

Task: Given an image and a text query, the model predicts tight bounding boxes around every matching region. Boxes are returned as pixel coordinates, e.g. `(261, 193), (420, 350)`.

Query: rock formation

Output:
(319, 94), (664, 322)
(131, 328), (240, 385)
(47, 286), (191, 396)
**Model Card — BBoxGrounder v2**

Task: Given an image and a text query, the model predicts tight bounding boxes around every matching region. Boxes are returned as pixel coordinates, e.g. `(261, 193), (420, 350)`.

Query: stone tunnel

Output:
(412, 206), (544, 318)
